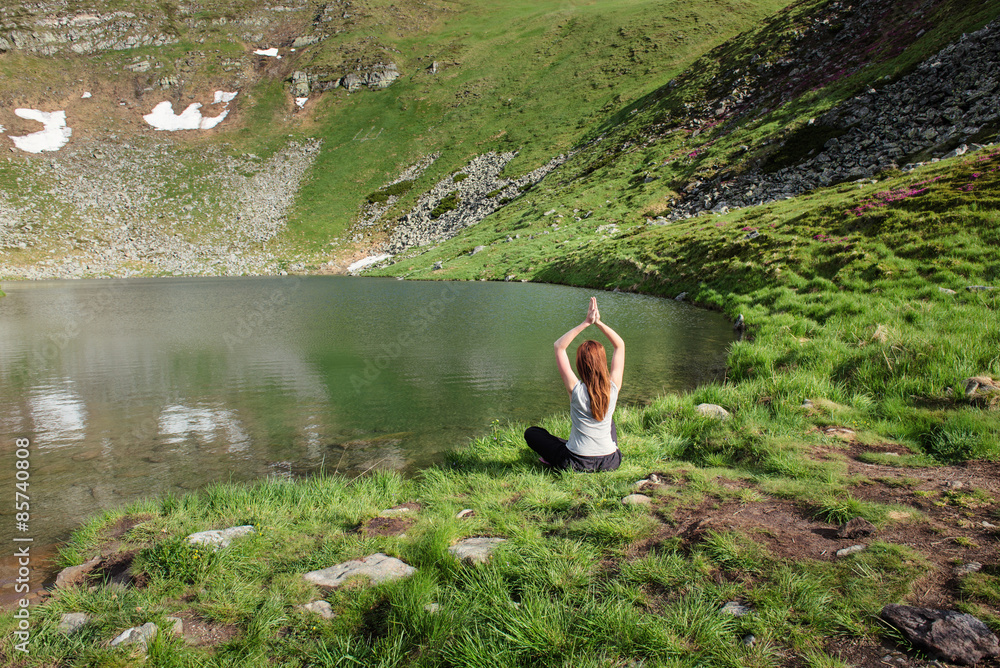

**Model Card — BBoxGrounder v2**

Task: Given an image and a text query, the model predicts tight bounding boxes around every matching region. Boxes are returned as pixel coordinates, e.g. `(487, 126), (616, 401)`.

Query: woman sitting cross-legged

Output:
(524, 296), (624, 472)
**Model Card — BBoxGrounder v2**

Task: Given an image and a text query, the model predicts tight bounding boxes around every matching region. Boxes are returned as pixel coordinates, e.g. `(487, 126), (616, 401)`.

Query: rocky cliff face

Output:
(0, 7), (177, 55)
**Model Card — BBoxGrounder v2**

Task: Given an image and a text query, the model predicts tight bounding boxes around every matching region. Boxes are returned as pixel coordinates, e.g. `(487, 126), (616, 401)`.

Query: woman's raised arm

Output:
(553, 299), (598, 394)
(593, 307), (624, 389)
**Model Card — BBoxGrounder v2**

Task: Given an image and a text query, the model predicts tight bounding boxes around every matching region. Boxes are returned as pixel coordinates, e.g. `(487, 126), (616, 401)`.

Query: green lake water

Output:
(0, 276), (732, 558)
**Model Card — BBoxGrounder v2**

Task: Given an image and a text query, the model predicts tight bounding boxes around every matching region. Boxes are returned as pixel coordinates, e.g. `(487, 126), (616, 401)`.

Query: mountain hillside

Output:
(0, 0), (794, 278)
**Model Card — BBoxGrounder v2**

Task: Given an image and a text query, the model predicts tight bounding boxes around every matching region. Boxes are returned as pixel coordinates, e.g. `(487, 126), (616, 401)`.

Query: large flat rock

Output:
(55, 556), (101, 589)
(186, 525), (255, 551)
(880, 605), (1000, 665)
(448, 537), (507, 565)
(303, 553), (416, 589)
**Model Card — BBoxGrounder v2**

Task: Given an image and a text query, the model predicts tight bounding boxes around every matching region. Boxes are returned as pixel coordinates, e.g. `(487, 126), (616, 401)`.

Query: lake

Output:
(0, 276), (732, 579)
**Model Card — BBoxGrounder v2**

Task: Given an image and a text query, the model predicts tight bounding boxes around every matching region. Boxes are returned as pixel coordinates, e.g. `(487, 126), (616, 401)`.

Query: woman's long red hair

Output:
(576, 340), (611, 421)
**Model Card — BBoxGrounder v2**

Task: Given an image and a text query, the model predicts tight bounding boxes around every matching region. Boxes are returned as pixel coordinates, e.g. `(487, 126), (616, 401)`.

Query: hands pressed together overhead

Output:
(585, 296), (600, 325)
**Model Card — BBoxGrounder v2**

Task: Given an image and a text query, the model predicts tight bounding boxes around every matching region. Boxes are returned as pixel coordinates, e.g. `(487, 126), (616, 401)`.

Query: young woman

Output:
(524, 296), (625, 472)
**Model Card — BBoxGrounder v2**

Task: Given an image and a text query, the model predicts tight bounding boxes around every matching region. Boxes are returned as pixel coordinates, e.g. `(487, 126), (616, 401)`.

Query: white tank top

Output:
(565, 381), (619, 457)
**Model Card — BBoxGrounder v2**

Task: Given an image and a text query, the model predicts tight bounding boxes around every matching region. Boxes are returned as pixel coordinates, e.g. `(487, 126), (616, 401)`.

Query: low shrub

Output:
(431, 191), (460, 219)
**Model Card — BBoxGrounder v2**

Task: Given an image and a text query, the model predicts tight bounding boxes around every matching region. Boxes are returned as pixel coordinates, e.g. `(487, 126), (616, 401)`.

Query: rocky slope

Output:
(668, 14), (1000, 219)
(0, 138), (321, 278)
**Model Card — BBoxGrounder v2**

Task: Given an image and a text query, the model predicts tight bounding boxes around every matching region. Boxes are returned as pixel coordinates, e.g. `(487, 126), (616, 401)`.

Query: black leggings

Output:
(523, 422), (621, 472)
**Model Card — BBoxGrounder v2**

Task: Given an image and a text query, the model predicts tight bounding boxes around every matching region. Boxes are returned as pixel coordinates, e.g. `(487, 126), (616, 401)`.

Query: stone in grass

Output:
(448, 537), (507, 565)
(424, 603), (440, 614)
(165, 616), (183, 636)
(456, 509), (475, 519)
(695, 404), (731, 420)
(304, 553), (416, 589)
(633, 474), (665, 492)
(836, 544), (867, 558)
(836, 517), (877, 539)
(720, 602), (751, 617)
(298, 600), (336, 619)
(57, 612), (89, 634)
(186, 525), (255, 551)
(954, 562), (983, 577)
(880, 605), (1000, 666)
(55, 556), (102, 589)
(622, 494), (653, 506)
(110, 622), (158, 650)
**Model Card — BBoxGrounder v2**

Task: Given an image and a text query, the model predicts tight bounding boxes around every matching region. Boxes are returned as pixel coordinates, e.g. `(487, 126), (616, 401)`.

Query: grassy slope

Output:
(284, 0), (792, 249)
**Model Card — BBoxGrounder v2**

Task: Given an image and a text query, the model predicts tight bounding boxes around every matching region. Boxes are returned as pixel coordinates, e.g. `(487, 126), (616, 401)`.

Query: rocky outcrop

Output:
(669, 17), (1000, 219)
(447, 538), (507, 565)
(186, 525), (256, 551)
(290, 63), (402, 97)
(386, 151), (569, 254)
(0, 9), (178, 55)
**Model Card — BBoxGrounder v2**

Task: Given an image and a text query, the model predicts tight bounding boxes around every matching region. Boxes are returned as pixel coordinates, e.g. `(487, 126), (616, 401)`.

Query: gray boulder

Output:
(448, 537), (507, 565)
(695, 403), (731, 420)
(299, 600), (336, 619)
(622, 494), (653, 506)
(303, 553), (416, 589)
(57, 612), (89, 634)
(186, 525), (256, 551)
(836, 544), (867, 558)
(110, 622), (158, 650)
(880, 605), (1000, 665)
(165, 616), (183, 636)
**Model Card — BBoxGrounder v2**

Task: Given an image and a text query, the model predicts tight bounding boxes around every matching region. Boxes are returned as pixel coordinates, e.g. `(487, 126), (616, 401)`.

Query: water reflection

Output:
(0, 276), (733, 547)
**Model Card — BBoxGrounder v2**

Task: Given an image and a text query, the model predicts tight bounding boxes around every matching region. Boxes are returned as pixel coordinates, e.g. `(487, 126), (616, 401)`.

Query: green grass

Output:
(1, 417), (933, 666)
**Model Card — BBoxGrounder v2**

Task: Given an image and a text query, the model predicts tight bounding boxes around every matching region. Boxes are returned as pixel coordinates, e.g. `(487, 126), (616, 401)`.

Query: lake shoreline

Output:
(3, 262), (998, 664)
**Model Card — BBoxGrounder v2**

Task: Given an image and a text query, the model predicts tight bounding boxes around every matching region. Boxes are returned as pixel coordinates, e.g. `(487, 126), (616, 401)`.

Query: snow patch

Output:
(143, 91), (238, 131)
(81, 91), (92, 99)
(347, 254), (391, 273)
(295, 97), (308, 108)
(254, 48), (281, 58)
(10, 109), (72, 153)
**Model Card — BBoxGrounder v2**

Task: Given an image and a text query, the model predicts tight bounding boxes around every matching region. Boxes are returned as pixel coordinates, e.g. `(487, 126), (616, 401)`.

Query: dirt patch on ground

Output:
(630, 446), (1000, 619)
(88, 549), (148, 589)
(672, 498), (844, 561)
(101, 515), (154, 542)
(358, 515), (415, 537)
(174, 609), (240, 648)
